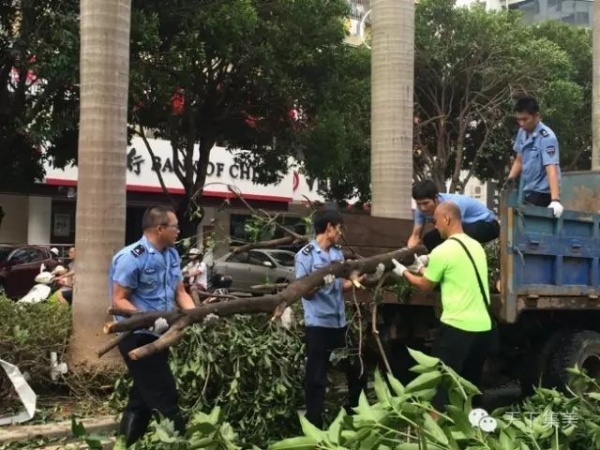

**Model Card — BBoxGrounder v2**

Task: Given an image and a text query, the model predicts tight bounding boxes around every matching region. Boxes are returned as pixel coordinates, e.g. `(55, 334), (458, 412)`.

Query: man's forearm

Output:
(508, 160), (522, 179)
(112, 297), (138, 312)
(403, 271), (435, 292)
(177, 291), (196, 309)
(546, 165), (560, 200)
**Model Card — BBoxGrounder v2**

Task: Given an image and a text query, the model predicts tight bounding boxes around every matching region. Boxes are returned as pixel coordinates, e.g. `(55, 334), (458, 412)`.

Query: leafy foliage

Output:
(111, 315), (306, 447)
(0, 0), (79, 191)
(270, 351), (600, 450)
(128, 0), (350, 234)
(0, 298), (71, 407)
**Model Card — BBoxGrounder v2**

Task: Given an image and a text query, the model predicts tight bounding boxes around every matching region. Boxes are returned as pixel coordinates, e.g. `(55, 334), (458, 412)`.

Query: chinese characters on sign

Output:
(502, 410), (579, 428)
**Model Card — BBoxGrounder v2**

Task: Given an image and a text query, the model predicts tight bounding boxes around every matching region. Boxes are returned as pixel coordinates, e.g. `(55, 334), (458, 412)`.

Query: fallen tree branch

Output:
(100, 245), (427, 360)
(232, 236), (304, 254)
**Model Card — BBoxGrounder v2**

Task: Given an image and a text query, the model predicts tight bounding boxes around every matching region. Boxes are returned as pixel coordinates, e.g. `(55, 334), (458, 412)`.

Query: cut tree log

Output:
(100, 245), (427, 360)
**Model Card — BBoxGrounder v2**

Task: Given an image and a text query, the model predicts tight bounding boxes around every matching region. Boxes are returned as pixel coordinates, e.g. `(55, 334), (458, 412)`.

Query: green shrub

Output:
(270, 350), (600, 450)
(111, 314), (306, 447)
(0, 298), (71, 403)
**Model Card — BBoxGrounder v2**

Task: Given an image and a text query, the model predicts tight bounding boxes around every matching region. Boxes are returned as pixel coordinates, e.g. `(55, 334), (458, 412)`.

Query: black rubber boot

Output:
(118, 410), (152, 447)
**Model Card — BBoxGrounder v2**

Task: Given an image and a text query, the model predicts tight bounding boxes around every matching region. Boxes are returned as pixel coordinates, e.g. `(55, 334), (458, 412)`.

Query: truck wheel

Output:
(519, 331), (567, 397)
(545, 330), (600, 391)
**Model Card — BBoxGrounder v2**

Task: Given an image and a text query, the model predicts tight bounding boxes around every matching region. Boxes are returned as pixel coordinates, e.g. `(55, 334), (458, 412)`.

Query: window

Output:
(9, 249), (31, 264)
(227, 252), (248, 263)
(268, 251), (295, 267)
(28, 249), (46, 262)
(248, 252), (270, 266)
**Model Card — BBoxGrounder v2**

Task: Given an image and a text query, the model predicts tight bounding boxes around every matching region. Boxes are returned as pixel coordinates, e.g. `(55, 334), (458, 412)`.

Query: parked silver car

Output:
(212, 249), (296, 292)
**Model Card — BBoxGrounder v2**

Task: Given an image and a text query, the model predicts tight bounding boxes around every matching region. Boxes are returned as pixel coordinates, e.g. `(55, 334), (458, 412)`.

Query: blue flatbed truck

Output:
(373, 170), (600, 393)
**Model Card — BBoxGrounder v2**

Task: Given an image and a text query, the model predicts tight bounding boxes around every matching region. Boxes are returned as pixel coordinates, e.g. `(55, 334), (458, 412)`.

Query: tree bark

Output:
(70, 0), (131, 367)
(102, 245), (427, 360)
(370, 0), (415, 219)
(593, 0), (600, 170)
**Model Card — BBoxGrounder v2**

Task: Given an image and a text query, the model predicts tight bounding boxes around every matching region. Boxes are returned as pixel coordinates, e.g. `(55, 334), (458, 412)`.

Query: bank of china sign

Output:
(44, 137), (325, 203)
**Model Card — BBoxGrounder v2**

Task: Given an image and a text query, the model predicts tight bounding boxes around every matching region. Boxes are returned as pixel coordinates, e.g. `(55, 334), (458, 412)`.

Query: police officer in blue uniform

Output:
(110, 206), (196, 446)
(295, 209), (367, 429)
(506, 96), (564, 217)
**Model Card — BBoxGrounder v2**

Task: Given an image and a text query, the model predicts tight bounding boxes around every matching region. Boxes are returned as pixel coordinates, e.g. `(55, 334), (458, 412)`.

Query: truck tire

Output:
(519, 331), (567, 397)
(545, 330), (600, 392)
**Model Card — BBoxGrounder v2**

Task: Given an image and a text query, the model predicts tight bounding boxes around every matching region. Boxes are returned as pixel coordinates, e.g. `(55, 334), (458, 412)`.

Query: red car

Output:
(0, 245), (59, 299)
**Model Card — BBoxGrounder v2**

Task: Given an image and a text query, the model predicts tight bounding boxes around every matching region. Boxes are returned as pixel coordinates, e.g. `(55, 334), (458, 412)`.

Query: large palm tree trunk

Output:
(593, 0), (600, 170)
(69, 0), (131, 366)
(370, 0), (414, 219)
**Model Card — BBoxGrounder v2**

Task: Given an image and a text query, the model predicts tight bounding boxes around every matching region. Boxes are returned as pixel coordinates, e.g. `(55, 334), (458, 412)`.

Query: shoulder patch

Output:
(131, 244), (146, 257)
(302, 244), (314, 255)
(539, 129), (549, 137)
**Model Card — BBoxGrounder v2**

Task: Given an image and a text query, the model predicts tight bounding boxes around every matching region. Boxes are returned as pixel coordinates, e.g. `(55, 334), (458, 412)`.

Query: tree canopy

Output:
(303, 0), (593, 201)
(129, 0), (350, 234)
(0, 0), (79, 191)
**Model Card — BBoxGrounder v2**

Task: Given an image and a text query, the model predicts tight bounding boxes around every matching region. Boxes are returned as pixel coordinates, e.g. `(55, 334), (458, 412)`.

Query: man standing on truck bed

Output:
(505, 96), (563, 218)
(393, 202), (496, 413)
(295, 209), (367, 429)
(407, 179), (499, 252)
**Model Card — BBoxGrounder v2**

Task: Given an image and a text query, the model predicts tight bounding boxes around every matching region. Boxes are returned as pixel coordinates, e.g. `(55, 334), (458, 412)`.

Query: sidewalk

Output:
(0, 416), (117, 448)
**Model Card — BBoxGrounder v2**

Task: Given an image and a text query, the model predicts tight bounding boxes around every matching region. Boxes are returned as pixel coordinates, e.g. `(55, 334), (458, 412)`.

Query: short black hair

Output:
(515, 96), (540, 115)
(313, 209), (344, 235)
(412, 179), (439, 201)
(142, 205), (176, 230)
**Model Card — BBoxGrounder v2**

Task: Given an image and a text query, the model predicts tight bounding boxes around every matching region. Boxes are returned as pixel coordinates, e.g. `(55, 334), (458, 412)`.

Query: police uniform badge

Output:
(302, 244), (314, 255)
(539, 129), (549, 138)
(131, 244), (146, 257)
(545, 145), (556, 157)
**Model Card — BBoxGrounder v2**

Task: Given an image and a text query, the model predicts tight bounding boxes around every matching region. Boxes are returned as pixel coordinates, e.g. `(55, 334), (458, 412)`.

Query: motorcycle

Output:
(18, 264), (65, 304)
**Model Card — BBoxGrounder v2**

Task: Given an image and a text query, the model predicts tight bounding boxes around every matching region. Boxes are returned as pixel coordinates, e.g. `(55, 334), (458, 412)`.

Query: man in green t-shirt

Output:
(391, 201), (496, 412)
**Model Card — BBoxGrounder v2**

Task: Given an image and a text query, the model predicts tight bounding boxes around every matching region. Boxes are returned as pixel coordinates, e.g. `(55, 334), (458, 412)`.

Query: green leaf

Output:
(299, 414), (326, 441)
(446, 405), (476, 438)
(268, 436), (318, 450)
(422, 412), (449, 445)
(407, 347), (440, 369)
(373, 370), (391, 404)
(394, 444), (421, 450)
(71, 418), (86, 438)
(386, 373), (405, 397)
(405, 370), (443, 393)
(327, 409), (345, 444)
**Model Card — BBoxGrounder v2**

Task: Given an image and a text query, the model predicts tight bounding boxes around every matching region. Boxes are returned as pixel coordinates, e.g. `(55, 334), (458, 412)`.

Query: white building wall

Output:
(0, 194), (29, 244)
(27, 196), (52, 245)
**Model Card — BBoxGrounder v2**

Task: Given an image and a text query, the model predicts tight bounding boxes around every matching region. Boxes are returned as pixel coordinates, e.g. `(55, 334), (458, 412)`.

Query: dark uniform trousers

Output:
(423, 220), (500, 253)
(118, 333), (186, 445)
(524, 192), (551, 207)
(430, 323), (497, 411)
(304, 326), (367, 429)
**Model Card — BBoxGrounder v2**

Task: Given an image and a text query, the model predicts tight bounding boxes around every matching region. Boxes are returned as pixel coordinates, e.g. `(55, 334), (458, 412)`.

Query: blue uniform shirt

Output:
(109, 236), (183, 334)
(513, 121), (561, 194)
(414, 193), (496, 226)
(295, 240), (346, 328)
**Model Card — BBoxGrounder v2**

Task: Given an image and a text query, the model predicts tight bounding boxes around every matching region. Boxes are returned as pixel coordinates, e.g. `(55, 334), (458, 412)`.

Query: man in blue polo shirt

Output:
(110, 206), (196, 446)
(407, 179), (499, 252)
(295, 209), (367, 429)
(505, 96), (563, 218)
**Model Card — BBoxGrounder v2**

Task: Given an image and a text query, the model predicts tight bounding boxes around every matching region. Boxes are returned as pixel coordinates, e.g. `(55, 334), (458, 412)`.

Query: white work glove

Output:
(548, 201), (564, 218)
(391, 259), (408, 277)
(323, 274), (336, 285)
(151, 317), (169, 334)
(406, 255), (429, 274)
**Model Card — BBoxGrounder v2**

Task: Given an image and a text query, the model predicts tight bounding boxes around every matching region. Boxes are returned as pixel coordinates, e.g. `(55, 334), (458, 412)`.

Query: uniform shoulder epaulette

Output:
(131, 244), (146, 257)
(539, 129), (549, 137)
(301, 244), (314, 255)
(333, 244), (342, 250)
